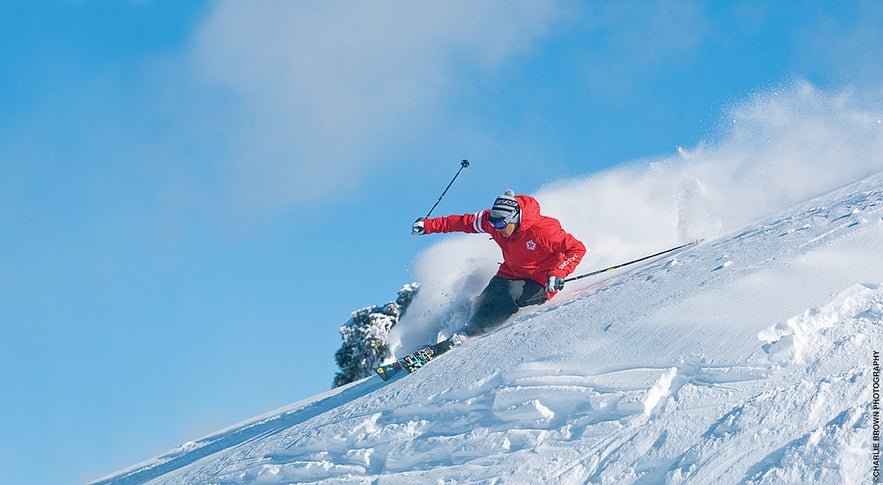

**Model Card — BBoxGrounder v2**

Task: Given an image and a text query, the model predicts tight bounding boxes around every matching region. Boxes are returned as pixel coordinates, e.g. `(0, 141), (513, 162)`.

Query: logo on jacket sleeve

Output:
(525, 240), (537, 251)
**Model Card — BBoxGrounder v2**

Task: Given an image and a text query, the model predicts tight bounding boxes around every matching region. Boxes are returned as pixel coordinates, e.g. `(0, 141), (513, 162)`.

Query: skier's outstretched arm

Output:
(412, 210), (492, 236)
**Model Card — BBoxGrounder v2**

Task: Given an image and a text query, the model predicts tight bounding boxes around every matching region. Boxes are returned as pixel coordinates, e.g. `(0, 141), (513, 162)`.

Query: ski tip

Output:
(377, 361), (405, 381)
(376, 367), (392, 381)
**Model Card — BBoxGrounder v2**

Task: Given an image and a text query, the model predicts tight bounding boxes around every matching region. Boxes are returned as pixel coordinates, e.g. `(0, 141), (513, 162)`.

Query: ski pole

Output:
(564, 241), (697, 283)
(425, 159), (469, 218)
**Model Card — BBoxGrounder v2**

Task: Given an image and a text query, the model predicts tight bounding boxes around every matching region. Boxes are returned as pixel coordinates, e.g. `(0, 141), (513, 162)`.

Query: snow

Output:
(94, 172), (883, 484)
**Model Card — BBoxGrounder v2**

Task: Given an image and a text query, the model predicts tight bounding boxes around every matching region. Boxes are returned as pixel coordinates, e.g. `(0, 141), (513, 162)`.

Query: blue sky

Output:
(2, 1), (883, 483)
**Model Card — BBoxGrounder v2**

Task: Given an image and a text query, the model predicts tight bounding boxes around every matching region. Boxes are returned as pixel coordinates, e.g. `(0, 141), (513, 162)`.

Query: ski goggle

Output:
(489, 218), (509, 229)
(489, 210), (519, 229)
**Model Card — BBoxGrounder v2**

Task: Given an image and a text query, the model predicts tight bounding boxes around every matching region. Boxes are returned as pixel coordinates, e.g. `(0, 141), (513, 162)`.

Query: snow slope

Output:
(95, 172), (883, 484)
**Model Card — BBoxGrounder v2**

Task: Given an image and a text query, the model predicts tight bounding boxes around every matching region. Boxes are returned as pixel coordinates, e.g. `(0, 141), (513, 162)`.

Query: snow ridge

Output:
(95, 172), (883, 484)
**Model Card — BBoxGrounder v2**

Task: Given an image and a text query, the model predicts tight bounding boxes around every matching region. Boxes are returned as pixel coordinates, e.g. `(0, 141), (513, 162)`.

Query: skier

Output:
(411, 189), (587, 355)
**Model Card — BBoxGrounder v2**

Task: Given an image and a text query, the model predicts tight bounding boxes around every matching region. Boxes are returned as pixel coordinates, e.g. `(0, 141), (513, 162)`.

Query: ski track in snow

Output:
(95, 173), (883, 485)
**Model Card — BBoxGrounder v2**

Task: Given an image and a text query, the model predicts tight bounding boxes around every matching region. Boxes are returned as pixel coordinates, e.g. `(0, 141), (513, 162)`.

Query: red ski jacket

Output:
(423, 194), (587, 298)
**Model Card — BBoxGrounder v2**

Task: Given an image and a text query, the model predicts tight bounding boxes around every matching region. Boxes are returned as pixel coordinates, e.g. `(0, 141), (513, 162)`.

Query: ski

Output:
(375, 361), (404, 381)
(376, 332), (467, 381)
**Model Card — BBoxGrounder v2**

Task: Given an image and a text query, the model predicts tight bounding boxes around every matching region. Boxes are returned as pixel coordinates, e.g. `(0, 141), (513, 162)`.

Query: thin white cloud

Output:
(190, 0), (562, 208)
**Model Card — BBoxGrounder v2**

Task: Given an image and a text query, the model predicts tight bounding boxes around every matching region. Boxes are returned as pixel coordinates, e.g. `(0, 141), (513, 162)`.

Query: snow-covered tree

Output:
(333, 283), (419, 387)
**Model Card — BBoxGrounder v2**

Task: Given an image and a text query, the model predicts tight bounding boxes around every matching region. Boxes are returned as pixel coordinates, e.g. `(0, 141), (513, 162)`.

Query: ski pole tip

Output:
(461, 159), (469, 167)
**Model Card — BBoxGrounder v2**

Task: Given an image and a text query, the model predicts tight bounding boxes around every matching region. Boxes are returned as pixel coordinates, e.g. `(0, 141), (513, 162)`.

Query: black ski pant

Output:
(465, 275), (547, 337)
